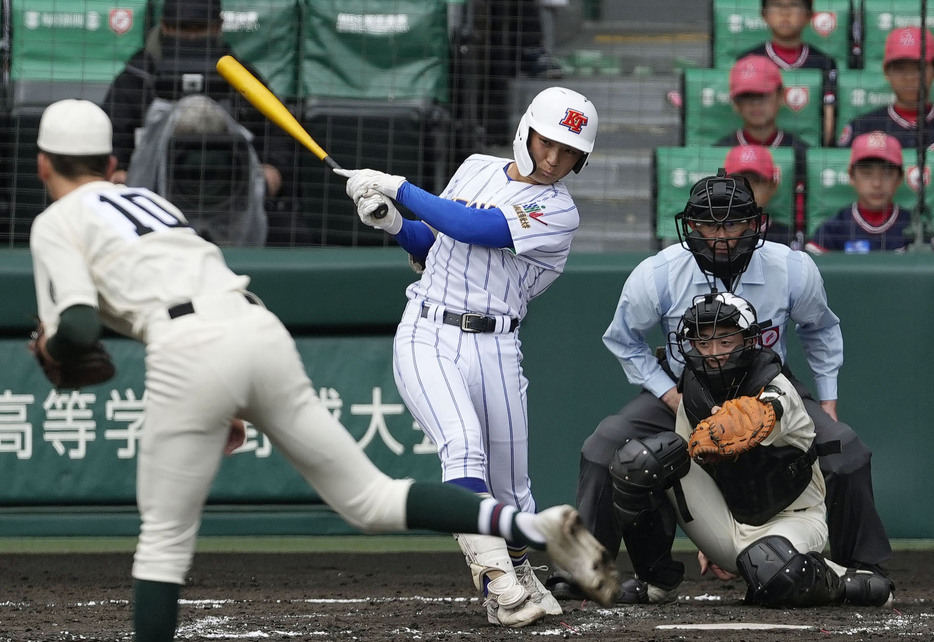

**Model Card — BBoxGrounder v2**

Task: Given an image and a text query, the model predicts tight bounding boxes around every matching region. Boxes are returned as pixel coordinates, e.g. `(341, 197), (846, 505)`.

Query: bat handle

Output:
(328, 158), (389, 220)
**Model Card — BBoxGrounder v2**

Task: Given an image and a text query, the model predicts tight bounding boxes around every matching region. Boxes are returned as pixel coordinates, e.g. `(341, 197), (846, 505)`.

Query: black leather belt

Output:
(420, 306), (518, 333)
(168, 293), (259, 319)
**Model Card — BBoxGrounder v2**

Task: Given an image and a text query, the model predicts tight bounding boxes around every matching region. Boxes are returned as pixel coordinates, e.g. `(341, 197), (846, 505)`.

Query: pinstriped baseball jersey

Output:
(406, 154), (579, 318)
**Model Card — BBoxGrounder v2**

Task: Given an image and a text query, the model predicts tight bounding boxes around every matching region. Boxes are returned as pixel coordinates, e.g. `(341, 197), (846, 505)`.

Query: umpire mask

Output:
(675, 170), (766, 291)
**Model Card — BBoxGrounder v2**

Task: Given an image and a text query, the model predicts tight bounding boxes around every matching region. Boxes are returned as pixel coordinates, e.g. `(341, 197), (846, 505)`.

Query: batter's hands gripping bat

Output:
(215, 54), (387, 218)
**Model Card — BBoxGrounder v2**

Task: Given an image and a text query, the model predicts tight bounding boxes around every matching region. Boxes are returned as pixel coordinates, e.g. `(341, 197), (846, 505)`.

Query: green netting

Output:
(834, 68), (893, 139)
(683, 67), (823, 147)
(10, 0), (148, 83)
(861, 0), (934, 72)
(300, 0), (448, 101)
(654, 146), (796, 240)
(804, 146), (924, 234)
(144, 0), (301, 99)
(712, 0), (852, 69)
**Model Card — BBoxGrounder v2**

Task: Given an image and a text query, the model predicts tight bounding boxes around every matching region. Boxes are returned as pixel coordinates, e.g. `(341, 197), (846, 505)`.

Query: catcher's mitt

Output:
(29, 323), (116, 390)
(688, 394), (776, 463)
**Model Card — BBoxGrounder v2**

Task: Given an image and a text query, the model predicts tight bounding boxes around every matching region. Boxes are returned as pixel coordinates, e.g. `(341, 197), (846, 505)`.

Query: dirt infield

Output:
(1, 548), (932, 641)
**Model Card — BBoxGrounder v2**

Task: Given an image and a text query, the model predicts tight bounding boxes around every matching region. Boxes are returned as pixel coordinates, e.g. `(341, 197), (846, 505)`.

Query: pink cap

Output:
(729, 55), (782, 98)
(849, 131), (903, 168)
(724, 145), (778, 182)
(883, 27), (934, 66)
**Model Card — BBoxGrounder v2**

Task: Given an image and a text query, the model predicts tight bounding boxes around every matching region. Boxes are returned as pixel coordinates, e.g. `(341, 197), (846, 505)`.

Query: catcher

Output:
(609, 292), (894, 608)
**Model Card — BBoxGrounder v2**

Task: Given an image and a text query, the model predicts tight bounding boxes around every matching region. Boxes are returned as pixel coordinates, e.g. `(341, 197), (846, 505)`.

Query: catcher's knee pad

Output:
(736, 535), (842, 607)
(608, 433), (690, 528)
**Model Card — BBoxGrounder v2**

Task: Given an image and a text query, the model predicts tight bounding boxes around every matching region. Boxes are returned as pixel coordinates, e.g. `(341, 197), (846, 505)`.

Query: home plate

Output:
(657, 623), (819, 631)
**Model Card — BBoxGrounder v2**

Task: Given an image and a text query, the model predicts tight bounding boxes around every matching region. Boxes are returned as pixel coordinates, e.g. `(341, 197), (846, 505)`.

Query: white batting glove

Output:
(333, 168), (407, 202)
(357, 193), (403, 234)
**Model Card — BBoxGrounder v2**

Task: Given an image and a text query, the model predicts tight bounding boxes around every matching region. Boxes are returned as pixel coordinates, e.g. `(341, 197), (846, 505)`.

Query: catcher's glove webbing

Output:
(688, 393), (776, 463)
(29, 324), (116, 390)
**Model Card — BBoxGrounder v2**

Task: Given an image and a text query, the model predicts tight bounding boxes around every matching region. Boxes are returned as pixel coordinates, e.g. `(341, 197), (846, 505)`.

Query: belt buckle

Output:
(460, 313), (484, 333)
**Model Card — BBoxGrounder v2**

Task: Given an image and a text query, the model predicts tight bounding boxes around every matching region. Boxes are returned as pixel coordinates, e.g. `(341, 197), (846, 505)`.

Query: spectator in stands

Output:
(838, 27), (934, 149)
(717, 55), (808, 247)
(102, 0), (298, 245)
(723, 144), (795, 246)
(739, 0), (838, 147)
(807, 132), (912, 253)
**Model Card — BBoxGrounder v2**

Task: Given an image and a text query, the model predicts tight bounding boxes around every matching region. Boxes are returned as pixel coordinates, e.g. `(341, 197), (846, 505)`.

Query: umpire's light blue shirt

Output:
(603, 241), (842, 402)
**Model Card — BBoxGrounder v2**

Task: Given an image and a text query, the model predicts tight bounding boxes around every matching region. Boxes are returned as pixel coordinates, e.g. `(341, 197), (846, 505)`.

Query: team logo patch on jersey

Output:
(559, 109), (588, 134)
(512, 203), (547, 228)
(760, 326), (780, 348)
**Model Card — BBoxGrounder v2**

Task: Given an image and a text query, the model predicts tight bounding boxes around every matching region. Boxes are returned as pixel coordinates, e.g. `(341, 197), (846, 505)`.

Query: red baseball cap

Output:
(724, 145), (778, 182)
(883, 27), (934, 66)
(849, 131), (903, 168)
(729, 55), (783, 98)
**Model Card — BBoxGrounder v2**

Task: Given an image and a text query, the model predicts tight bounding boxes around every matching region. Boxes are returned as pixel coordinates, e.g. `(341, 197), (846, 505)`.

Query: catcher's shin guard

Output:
(609, 433), (690, 528)
(736, 535), (843, 607)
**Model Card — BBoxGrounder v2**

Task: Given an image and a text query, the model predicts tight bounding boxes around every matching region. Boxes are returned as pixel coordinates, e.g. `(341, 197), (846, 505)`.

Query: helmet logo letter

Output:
(559, 109), (588, 134)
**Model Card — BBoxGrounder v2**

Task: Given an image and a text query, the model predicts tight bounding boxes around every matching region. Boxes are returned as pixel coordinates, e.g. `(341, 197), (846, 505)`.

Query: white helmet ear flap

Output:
(513, 113), (535, 177)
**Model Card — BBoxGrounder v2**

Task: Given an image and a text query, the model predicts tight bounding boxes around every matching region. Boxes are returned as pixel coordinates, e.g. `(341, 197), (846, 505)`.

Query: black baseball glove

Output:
(29, 323), (116, 390)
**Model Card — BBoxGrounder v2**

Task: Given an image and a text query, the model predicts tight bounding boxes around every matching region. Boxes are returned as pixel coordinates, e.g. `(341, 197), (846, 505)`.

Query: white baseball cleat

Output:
(515, 560), (563, 616)
(484, 572), (547, 627)
(537, 505), (619, 607)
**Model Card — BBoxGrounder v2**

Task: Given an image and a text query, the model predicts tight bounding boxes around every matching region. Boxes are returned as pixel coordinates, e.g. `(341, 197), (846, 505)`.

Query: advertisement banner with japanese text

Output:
(0, 336), (440, 505)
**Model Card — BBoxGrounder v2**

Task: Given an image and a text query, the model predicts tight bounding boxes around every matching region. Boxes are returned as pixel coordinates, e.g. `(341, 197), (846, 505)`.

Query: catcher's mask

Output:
(669, 292), (766, 398)
(513, 86), (598, 177)
(675, 169), (767, 291)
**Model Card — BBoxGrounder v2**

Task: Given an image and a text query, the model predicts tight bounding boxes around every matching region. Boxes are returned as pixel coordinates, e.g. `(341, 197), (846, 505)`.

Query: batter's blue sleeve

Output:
(393, 217), (436, 261)
(396, 182), (513, 248)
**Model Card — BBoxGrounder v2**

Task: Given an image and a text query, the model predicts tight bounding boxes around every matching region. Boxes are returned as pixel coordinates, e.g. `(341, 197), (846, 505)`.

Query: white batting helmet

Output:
(513, 87), (598, 177)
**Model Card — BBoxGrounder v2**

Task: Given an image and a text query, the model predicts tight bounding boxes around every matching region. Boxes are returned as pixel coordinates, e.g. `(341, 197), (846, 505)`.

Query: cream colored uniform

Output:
(668, 373), (828, 573)
(30, 181), (413, 585)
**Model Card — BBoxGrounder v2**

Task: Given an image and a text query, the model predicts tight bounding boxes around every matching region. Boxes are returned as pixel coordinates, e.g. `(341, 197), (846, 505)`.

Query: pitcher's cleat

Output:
(537, 505), (619, 606)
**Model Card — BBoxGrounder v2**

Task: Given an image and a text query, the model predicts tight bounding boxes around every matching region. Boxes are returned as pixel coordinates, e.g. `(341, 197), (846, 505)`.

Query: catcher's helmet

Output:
(670, 292), (764, 396)
(675, 169), (766, 291)
(513, 87), (598, 177)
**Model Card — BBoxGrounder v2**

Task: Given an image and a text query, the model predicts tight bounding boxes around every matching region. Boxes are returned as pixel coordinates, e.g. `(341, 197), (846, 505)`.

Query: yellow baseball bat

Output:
(216, 55), (387, 217)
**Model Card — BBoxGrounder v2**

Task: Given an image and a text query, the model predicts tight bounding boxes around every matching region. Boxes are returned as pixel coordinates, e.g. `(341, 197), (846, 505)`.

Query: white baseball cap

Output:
(37, 99), (113, 155)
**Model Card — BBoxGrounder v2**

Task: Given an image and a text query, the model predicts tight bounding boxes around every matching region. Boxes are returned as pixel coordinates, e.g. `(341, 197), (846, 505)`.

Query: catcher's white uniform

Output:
(30, 181), (414, 585)
(670, 372), (827, 573)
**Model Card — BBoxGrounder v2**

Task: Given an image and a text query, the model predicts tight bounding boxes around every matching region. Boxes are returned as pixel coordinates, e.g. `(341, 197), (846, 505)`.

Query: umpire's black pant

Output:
(577, 380), (893, 573)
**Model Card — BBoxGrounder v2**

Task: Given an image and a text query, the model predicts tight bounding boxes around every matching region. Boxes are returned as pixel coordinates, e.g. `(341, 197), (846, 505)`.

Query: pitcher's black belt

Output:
(420, 306), (518, 333)
(168, 293), (260, 319)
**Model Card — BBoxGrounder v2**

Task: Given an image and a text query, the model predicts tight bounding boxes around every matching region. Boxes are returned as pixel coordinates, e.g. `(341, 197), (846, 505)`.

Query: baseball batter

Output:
(608, 291), (894, 607)
(335, 86), (598, 627)
(28, 99), (616, 641)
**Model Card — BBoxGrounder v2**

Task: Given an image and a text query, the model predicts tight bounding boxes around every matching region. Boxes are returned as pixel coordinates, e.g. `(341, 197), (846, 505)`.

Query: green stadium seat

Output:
(711, 0), (853, 69)
(834, 68), (893, 140)
(300, 0), (449, 101)
(804, 146), (923, 235)
(860, 0), (934, 72)
(9, 0), (148, 115)
(682, 67), (824, 147)
(654, 146), (796, 241)
(146, 0), (302, 99)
